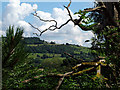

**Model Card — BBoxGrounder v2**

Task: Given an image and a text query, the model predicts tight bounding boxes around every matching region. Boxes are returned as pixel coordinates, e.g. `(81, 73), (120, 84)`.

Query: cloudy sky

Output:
(0, 0), (95, 47)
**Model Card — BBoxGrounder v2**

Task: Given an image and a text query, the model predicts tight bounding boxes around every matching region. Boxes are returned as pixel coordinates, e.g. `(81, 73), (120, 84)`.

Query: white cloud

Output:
(37, 11), (52, 20)
(2, 1), (94, 46)
(33, 4), (38, 11)
(2, 0), (37, 37)
(17, 21), (33, 37)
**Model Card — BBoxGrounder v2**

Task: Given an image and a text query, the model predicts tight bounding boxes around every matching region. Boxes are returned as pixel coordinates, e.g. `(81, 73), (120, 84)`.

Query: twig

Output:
(67, 0), (71, 8)
(29, 13), (72, 36)
(28, 22), (41, 33)
(31, 13), (57, 26)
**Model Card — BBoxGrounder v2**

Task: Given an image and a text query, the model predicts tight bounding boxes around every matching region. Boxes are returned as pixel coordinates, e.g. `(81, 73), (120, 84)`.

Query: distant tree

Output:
(66, 43), (69, 45)
(50, 41), (56, 44)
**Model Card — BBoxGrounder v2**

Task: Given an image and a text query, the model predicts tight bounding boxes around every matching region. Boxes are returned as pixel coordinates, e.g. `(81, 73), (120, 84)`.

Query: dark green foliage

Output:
(19, 76), (59, 89)
(61, 74), (106, 89)
(2, 26), (30, 89)
(23, 37), (47, 44)
(2, 26), (28, 68)
(50, 41), (55, 44)
(62, 58), (82, 68)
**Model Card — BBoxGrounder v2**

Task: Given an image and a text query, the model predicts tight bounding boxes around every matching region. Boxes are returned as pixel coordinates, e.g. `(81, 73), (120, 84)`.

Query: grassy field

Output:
(28, 53), (62, 58)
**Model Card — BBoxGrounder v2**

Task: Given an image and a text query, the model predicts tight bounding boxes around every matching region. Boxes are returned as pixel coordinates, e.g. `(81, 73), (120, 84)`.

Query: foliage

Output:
(23, 37), (47, 44)
(2, 26), (26, 68)
(2, 26), (32, 89)
(2, 1), (120, 89)
(74, 2), (120, 88)
(61, 73), (107, 89)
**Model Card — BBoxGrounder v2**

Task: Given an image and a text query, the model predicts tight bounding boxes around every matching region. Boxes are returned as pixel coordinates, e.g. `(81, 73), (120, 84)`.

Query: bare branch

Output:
(29, 9), (73, 36)
(55, 71), (73, 90)
(64, 6), (74, 21)
(28, 0), (76, 36)
(31, 13), (58, 26)
(33, 33), (39, 36)
(72, 67), (95, 76)
(21, 72), (73, 83)
(82, 5), (106, 12)
(28, 22), (41, 33)
(29, 1), (98, 35)
(67, 0), (72, 8)
(57, 19), (71, 29)
(64, 6), (95, 31)
(72, 63), (82, 70)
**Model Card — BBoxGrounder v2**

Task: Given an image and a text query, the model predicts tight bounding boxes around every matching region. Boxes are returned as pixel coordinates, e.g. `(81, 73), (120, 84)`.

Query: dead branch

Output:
(31, 13), (57, 26)
(28, 22), (41, 33)
(64, 6), (74, 22)
(72, 63), (82, 70)
(82, 5), (106, 12)
(21, 72), (74, 83)
(29, 12), (72, 36)
(29, 0), (96, 35)
(55, 71), (73, 90)
(67, 0), (72, 8)
(64, 5), (98, 31)
(29, 0), (73, 36)
(72, 67), (95, 76)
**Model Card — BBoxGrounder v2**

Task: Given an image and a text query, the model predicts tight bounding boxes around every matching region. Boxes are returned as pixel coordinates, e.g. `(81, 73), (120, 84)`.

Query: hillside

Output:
(23, 37), (97, 62)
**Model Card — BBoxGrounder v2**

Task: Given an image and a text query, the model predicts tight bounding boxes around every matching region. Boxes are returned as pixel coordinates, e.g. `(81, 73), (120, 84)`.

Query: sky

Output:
(0, 0), (95, 47)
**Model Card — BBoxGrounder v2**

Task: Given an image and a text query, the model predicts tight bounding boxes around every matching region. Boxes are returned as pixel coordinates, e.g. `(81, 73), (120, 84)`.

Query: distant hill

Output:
(23, 37), (97, 61)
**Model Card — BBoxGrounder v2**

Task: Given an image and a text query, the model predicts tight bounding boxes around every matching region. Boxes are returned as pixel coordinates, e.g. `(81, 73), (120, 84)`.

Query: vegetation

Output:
(2, 1), (120, 89)
(75, 2), (120, 87)
(28, 1), (120, 89)
(2, 26), (97, 89)
(2, 26), (37, 89)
